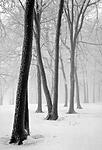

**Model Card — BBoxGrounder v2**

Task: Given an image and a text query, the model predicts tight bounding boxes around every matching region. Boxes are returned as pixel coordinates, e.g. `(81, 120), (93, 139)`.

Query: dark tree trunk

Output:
(67, 0), (76, 114)
(36, 64), (43, 113)
(48, 0), (64, 120)
(9, 0), (34, 145)
(74, 67), (82, 109)
(24, 87), (30, 135)
(35, 36), (52, 116)
(60, 55), (68, 107)
(34, 3), (52, 116)
(64, 84), (68, 107)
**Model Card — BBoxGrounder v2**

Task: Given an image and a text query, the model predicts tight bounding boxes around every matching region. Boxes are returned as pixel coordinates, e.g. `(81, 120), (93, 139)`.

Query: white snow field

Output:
(0, 103), (102, 150)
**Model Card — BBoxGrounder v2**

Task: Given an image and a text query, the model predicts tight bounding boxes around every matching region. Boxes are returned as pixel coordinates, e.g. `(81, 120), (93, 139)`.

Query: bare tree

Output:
(9, 0), (34, 145)
(47, 0), (64, 120)
(33, 0), (52, 117)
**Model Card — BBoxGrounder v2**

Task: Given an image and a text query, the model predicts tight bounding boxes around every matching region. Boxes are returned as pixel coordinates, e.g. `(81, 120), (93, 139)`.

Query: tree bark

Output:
(67, 0), (76, 114)
(9, 0), (34, 145)
(60, 55), (68, 107)
(35, 64), (43, 113)
(48, 0), (64, 120)
(24, 87), (30, 135)
(68, 42), (76, 113)
(74, 67), (82, 109)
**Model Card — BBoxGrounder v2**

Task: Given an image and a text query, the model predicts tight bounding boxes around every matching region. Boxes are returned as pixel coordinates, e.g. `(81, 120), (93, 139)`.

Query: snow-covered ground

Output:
(0, 103), (102, 150)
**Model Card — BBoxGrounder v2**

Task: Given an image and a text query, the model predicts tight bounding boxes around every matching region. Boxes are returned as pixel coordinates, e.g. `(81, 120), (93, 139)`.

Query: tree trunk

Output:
(36, 64), (43, 113)
(86, 81), (89, 103)
(98, 83), (100, 102)
(93, 62), (96, 103)
(93, 74), (95, 103)
(24, 87), (30, 135)
(0, 88), (3, 105)
(35, 29), (52, 116)
(67, 0), (76, 114)
(60, 55), (68, 107)
(34, 4), (52, 117)
(64, 84), (68, 107)
(68, 44), (76, 113)
(74, 67), (82, 109)
(82, 70), (87, 103)
(51, 74), (54, 99)
(48, 0), (64, 120)
(9, 0), (34, 145)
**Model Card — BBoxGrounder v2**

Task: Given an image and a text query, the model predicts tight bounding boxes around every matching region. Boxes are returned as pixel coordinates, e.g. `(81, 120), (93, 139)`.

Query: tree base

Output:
(35, 109), (44, 113)
(45, 114), (51, 120)
(64, 104), (68, 107)
(45, 113), (58, 120)
(77, 105), (83, 109)
(67, 109), (77, 114)
(9, 129), (28, 145)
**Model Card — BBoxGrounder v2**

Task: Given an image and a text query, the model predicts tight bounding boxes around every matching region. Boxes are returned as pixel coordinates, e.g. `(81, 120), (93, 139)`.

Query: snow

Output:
(0, 103), (102, 150)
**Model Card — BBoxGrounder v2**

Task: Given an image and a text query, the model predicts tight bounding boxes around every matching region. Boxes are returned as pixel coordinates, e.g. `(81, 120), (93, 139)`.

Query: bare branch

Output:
(78, 40), (102, 46)
(18, 0), (25, 11)
(88, 0), (101, 6)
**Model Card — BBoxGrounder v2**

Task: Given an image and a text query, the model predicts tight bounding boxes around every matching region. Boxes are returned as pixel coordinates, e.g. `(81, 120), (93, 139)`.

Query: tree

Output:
(35, 63), (43, 113)
(47, 0), (64, 120)
(93, 61), (96, 103)
(74, 44), (82, 109)
(60, 52), (68, 107)
(64, 0), (100, 113)
(9, 0), (34, 145)
(33, 0), (52, 117)
(74, 67), (82, 109)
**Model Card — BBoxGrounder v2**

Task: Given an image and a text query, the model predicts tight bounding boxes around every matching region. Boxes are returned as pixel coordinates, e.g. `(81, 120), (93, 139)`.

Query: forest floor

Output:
(0, 103), (102, 150)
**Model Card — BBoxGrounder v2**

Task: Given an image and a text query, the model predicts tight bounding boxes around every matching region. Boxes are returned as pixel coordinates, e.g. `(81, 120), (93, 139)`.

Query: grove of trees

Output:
(0, 0), (102, 145)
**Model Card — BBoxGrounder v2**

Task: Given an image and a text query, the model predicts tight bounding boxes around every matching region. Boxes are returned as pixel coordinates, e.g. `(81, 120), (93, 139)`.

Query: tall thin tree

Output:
(35, 63), (43, 113)
(9, 0), (34, 145)
(33, 1), (52, 117)
(47, 0), (64, 120)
